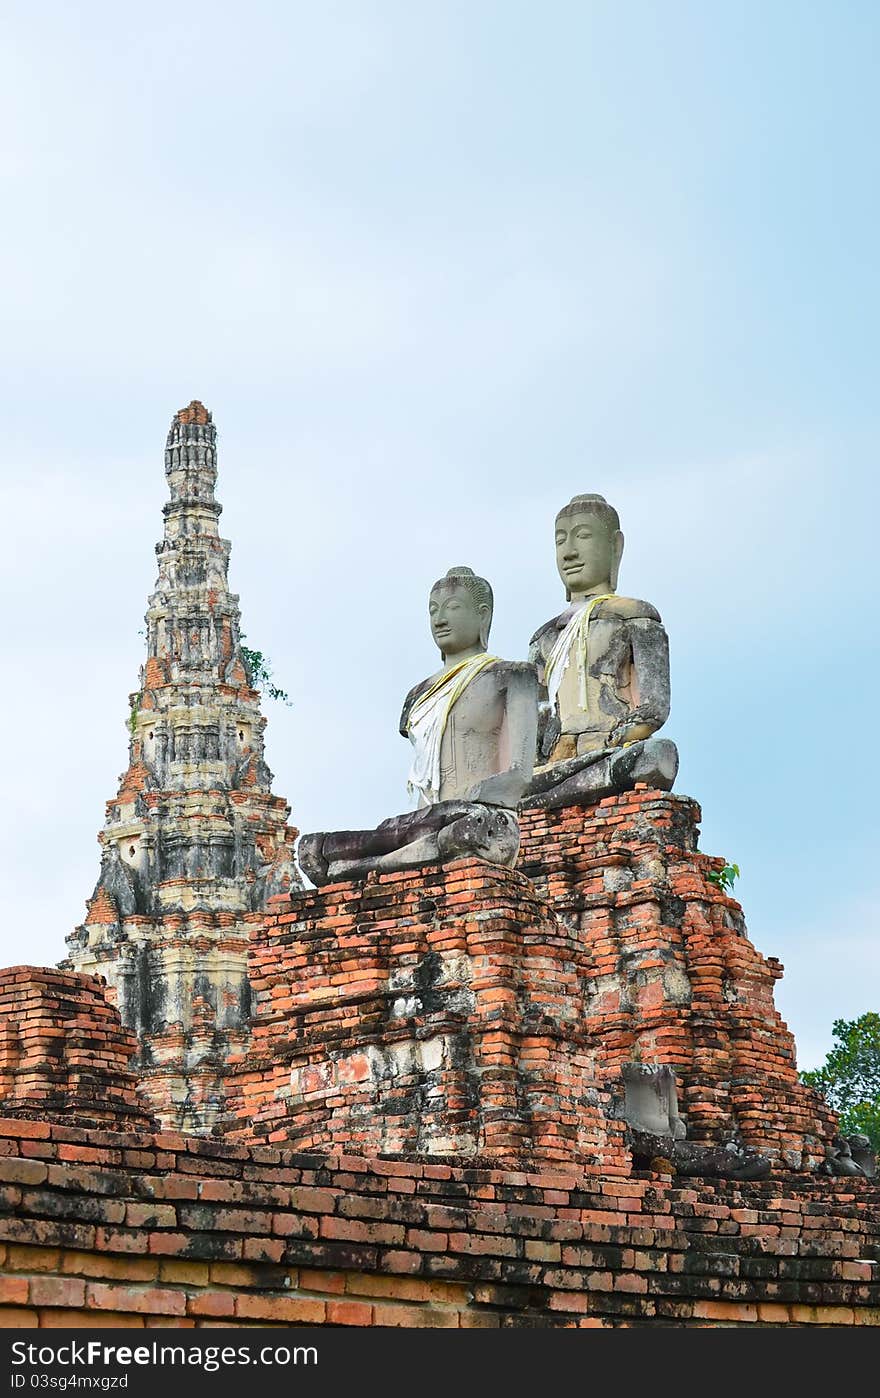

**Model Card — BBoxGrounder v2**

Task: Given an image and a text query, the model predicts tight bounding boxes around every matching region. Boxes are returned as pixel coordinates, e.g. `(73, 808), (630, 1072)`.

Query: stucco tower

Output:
(65, 401), (300, 1132)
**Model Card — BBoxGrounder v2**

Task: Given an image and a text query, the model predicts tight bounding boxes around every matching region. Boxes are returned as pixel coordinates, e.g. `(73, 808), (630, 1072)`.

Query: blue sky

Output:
(0, 2), (877, 1068)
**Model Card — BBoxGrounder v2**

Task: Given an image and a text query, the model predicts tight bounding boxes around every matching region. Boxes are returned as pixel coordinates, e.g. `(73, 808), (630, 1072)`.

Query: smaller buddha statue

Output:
(521, 493), (678, 810)
(299, 568), (538, 886)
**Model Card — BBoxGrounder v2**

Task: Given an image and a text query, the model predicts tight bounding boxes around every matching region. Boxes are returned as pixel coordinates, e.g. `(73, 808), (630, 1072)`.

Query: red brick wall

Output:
(0, 969), (155, 1133)
(228, 859), (625, 1173)
(518, 790), (836, 1166)
(0, 1119), (877, 1328)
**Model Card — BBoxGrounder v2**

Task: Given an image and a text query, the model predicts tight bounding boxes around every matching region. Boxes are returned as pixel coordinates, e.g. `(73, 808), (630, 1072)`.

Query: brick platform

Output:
(3, 790), (872, 1327)
(227, 858), (625, 1174)
(518, 790), (835, 1166)
(0, 1119), (877, 1328)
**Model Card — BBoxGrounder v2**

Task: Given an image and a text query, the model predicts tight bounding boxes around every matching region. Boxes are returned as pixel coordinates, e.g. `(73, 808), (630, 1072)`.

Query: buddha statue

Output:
(520, 494), (678, 810)
(298, 567), (538, 886)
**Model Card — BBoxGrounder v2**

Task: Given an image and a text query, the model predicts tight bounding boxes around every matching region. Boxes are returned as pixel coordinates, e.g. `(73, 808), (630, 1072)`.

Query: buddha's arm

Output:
(528, 625), (559, 762)
(608, 617), (671, 746)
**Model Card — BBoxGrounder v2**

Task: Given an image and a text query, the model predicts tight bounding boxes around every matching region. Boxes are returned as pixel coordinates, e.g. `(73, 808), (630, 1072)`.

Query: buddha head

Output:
(555, 494), (624, 601)
(429, 566), (493, 661)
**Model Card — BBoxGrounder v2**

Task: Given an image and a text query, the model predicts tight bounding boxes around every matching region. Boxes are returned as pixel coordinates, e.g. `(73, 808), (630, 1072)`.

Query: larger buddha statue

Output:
(521, 493), (678, 810)
(298, 567), (537, 885)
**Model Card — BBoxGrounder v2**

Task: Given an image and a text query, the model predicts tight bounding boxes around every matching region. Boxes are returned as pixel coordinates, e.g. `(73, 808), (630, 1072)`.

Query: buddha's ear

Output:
(610, 530), (624, 590)
(478, 602), (492, 649)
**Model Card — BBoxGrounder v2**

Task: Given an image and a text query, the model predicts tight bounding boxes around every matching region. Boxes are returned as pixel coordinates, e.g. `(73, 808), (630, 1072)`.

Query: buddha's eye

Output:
(575, 528), (592, 539)
(555, 533), (565, 546)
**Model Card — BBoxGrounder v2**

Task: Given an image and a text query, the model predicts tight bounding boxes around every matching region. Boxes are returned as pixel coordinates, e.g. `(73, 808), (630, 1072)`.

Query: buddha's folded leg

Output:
(520, 738), (678, 811)
(608, 737), (678, 791)
(298, 801), (491, 884)
(326, 832), (444, 882)
(524, 746), (612, 797)
(319, 802), (478, 862)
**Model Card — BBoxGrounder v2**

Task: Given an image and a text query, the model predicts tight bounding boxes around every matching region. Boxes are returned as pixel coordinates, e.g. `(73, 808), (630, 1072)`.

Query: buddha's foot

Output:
(519, 737), (679, 812)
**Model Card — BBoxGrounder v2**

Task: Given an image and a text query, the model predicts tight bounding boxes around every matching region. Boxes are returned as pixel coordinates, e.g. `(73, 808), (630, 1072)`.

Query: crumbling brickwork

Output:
(0, 1117), (876, 1328)
(0, 969), (155, 1133)
(226, 858), (624, 1173)
(517, 789), (836, 1166)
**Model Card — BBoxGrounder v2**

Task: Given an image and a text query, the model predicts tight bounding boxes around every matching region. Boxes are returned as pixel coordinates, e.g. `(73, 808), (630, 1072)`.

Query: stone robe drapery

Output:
(406, 654), (501, 805)
(543, 593), (614, 714)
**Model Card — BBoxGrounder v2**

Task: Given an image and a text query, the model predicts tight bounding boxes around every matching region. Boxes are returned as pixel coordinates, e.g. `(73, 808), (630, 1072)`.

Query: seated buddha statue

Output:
(298, 567), (538, 886)
(520, 493), (678, 810)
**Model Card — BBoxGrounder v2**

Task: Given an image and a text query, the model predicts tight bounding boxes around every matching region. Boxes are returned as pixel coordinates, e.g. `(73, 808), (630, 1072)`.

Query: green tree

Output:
(801, 1012), (880, 1149)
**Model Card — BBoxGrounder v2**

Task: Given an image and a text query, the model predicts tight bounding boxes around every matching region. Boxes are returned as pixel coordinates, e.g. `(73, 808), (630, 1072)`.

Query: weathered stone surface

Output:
(628, 1130), (771, 1180)
(63, 403), (301, 1134)
(523, 494), (678, 808)
(621, 1064), (686, 1139)
(521, 736), (679, 810)
(300, 803), (521, 885)
(300, 566), (536, 884)
(849, 1136), (878, 1179)
(822, 1135), (877, 1178)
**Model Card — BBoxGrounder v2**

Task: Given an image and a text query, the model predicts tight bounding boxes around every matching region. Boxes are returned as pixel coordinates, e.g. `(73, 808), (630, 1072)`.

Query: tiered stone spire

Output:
(65, 402), (300, 1132)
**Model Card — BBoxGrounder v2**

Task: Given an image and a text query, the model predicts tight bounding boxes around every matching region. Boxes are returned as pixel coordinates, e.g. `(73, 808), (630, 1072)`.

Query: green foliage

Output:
(801, 1013), (880, 1150)
(240, 637), (292, 706)
(128, 701), (139, 736)
(707, 861), (740, 894)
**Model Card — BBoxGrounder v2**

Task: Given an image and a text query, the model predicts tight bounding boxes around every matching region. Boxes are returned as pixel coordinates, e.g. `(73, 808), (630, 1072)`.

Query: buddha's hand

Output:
(608, 713), (657, 748)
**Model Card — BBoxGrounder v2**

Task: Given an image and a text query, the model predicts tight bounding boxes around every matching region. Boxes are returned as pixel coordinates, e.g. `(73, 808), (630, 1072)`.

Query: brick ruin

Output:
(517, 793), (838, 1166)
(229, 858), (624, 1172)
(0, 969), (154, 1135)
(1, 403), (877, 1328)
(0, 1110), (877, 1329)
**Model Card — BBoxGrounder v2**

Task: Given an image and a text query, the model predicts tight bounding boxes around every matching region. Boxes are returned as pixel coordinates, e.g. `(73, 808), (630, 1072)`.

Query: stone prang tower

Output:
(65, 401), (300, 1132)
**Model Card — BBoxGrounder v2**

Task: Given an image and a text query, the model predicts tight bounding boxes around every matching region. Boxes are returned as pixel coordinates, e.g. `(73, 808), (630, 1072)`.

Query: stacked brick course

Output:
(226, 858), (624, 1172)
(0, 1117), (877, 1328)
(0, 969), (155, 1133)
(518, 788), (835, 1166)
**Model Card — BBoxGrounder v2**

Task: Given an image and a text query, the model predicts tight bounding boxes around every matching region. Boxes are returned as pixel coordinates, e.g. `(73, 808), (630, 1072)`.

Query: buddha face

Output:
(429, 583), (488, 658)
(555, 510), (623, 598)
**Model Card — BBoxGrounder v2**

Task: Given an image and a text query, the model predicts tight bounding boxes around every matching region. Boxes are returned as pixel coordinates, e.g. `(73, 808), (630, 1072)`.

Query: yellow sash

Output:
(544, 594), (613, 711)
